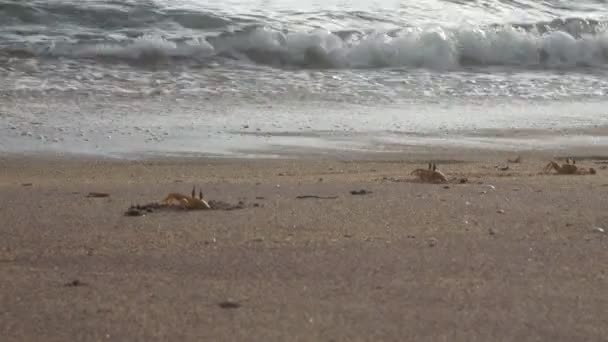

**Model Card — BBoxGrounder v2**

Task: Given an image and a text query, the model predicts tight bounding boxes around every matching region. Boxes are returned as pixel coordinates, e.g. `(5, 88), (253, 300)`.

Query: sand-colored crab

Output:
(411, 163), (448, 183)
(543, 158), (596, 175)
(162, 186), (211, 210)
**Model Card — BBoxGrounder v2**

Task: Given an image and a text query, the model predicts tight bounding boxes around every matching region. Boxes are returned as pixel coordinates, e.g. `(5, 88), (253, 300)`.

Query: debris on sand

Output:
(296, 195), (338, 200)
(218, 300), (241, 309)
(125, 207), (145, 216)
(21, 183), (33, 187)
(125, 199), (248, 216)
(592, 227), (605, 234)
(64, 279), (87, 287)
(208, 200), (246, 211)
(87, 192), (110, 198)
(427, 237), (438, 247)
(350, 189), (372, 195)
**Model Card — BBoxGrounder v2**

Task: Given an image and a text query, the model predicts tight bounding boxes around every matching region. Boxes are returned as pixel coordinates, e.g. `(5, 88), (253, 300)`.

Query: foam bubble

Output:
(73, 36), (214, 62)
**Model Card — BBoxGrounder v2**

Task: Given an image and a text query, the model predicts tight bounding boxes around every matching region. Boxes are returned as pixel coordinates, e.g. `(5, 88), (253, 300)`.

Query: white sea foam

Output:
(55, 24), (608, 69)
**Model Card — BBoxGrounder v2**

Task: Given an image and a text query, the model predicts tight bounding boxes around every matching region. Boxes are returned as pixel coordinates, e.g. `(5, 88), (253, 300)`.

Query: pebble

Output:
(497, 209), (505, 214)
(592, 227), (605, 233)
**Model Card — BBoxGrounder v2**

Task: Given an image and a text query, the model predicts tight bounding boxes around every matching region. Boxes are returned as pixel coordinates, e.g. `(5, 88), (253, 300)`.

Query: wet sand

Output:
(1, 151), (607, 341)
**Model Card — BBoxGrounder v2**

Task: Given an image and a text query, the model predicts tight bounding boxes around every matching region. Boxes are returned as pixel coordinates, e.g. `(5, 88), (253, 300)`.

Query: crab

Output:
(543, 158), (596, 175)
(411, 162), (448, 183)
(162, 186), (211, 210)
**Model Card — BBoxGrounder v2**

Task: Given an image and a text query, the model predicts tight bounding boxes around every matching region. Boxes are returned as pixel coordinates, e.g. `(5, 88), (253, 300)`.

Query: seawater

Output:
(1, 0), (607, 157)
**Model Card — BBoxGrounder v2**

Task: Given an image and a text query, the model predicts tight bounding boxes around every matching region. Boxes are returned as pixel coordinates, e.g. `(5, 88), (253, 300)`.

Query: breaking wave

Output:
(1, 0), (608, 70)
(3, 20), (606, 70)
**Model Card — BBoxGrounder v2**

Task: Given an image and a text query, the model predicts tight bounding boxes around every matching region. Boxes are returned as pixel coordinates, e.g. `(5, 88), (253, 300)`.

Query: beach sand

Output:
(1, 150), (607, 341)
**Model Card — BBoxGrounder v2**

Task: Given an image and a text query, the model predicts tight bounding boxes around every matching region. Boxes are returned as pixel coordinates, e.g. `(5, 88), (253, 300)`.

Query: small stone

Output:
(427, 237), (438, 247)
(497, 209), (505, 214)
(592, 227), (605, 233)
(489, 228), (497, 235)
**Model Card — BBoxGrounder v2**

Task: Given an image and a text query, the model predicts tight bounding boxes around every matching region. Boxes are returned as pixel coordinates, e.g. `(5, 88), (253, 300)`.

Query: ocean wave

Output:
(0, 0), (242, 30)
(1, 0), (608, 70)
(3, 20), (607, 70)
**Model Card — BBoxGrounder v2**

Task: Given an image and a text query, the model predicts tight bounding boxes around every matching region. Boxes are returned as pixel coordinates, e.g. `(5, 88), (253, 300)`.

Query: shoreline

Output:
(2, 125), (608, 161)
(2, 93), (608, 159)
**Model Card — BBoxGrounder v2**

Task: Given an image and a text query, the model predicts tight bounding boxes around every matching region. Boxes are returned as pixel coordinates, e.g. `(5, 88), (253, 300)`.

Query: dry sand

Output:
(1, 150), (607, 341)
